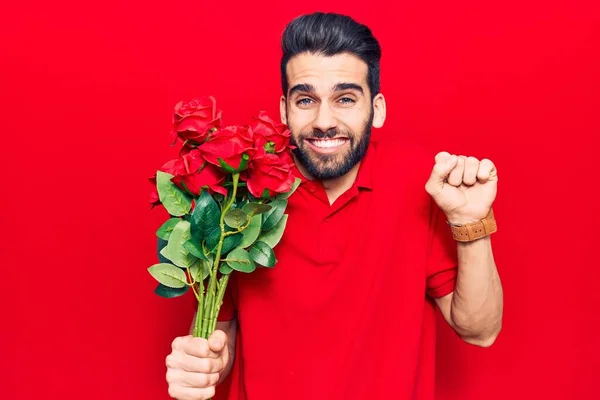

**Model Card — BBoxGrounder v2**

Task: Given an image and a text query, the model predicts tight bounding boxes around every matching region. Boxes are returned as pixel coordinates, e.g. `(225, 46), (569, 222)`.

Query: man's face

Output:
(280, 52), (382, 181)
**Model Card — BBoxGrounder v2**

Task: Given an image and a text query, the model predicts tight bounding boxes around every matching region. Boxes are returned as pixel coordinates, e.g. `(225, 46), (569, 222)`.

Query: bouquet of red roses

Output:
(147, 96), (299, 338)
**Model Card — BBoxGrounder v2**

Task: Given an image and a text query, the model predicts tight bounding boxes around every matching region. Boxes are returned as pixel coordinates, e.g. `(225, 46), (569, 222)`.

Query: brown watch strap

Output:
(449, 209), (497, 242)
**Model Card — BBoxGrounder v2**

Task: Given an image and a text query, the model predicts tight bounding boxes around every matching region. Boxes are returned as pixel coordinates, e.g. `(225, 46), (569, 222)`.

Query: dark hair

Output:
(280, 12), (381, 99)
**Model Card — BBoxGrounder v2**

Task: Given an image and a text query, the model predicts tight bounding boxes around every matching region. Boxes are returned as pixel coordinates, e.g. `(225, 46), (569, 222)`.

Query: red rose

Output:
(250, 111), (293, 154)
(172, 97), (222, 145)
(148, 149), (226, 206)
(161, 149), (204, 176)
(198, 125), (255, 171)
(171, 163), (227, 196)
(148, 177), (161, 207)
(244, 153), (295, 198)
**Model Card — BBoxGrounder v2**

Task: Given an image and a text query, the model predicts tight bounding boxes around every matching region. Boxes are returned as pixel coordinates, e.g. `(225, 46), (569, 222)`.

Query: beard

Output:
(289, 109), (374, 181)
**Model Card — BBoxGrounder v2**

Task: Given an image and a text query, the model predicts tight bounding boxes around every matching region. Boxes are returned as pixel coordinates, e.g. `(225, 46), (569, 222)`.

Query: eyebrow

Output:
(288, 83), (315, 97)
(288, 82), (365, 97)
(332, 82), (364, 94)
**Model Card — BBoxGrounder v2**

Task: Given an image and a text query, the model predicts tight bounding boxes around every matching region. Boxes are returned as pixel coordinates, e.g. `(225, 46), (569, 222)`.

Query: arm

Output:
(435, 236), (503, 347)
(425, 152), (503, 347)
(189, 314), (238, 384)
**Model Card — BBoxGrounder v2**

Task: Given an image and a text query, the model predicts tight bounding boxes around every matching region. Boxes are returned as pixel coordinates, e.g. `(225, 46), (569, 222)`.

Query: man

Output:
(165, 12), (503, 400)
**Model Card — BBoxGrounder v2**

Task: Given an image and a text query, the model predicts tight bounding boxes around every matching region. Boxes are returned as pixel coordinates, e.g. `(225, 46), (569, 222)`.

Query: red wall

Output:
(1, 1), (598, 399)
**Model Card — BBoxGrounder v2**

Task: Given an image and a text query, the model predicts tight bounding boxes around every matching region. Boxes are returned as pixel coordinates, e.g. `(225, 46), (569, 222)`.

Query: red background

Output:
(1, 1), (598, 399)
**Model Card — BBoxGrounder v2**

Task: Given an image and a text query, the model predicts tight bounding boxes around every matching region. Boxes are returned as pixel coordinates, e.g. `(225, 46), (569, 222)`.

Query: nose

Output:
(313, 102), (337, 133)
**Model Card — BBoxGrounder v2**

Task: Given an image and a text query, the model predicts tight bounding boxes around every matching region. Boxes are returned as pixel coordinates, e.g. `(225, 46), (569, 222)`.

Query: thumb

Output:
(425, 155), (458, 196)
(430, 154), (458, 183)
(208, 329), (227, 353)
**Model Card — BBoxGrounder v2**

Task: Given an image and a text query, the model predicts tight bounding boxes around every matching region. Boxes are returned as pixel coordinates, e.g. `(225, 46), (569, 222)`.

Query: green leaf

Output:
(218, 154), (249, 173)
(190, 190), (221, 242)
(156, 218), (181, 240)
(224, 209), (248, 229)
(218, 158), (237, 174)
(166, 220), (197, 268)
(239, 215), (262, 248)
(156, 171), (192, 216)
(242, 203), (272, 216)
(183, 240), (208, 261)
(157, 238), (170, 263)
(222, 233), (243, 254)
(205, 227), (221, 252)
(262, 199), (287, 231)
(219, 263), (233, 275)
(258, 214), (288, 248)
(148, 263), (188, 288)
(189, 258), (209, 282)
(154, 283), (189, 298)
(213, 193), (225, 204)
(205, 228), (243, 255)
(277, 177), (302, 200)
(260, 188), (271, 199)
(249, 241), (276, 267)
(225, 248), (256, 273)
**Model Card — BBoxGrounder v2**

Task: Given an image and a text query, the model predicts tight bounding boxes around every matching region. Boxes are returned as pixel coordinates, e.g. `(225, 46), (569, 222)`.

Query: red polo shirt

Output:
(218, 139), (458, 400)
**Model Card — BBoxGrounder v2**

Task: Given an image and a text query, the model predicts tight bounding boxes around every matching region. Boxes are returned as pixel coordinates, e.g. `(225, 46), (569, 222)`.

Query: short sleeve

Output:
(426, 201), (458, 298)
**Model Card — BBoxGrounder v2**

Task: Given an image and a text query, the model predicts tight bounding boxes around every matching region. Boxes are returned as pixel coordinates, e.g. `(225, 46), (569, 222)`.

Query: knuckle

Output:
(165, 368), (177, 384)
(198, 358), (212, 372)
(196, 373), (209, 387)
(209, 373), (220, 386)
(167, 385), (179, 399)
(165, 354), (177, 368)
(205, 386), (216, 398)
(172, 336), (184, 350)
(433, 164), (446, 175)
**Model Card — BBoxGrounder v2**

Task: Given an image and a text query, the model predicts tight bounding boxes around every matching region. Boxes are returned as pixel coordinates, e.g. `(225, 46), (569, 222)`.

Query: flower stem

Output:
(193, 276), (205, 337)
(200, 173), (239, 339)
(210, 274), (230, 333)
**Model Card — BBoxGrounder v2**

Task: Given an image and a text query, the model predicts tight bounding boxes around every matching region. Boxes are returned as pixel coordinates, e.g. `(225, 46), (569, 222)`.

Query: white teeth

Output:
(311, 139), (346, 148)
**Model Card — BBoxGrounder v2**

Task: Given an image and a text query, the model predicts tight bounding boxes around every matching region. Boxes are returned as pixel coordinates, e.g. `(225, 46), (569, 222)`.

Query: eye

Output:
(338, 97), (355, 105)
(296, 98), (313, 107)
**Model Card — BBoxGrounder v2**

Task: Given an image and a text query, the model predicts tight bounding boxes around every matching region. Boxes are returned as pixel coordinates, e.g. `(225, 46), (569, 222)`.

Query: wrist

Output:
(448, 208), (497, 242)
(446, 208), (492, 226)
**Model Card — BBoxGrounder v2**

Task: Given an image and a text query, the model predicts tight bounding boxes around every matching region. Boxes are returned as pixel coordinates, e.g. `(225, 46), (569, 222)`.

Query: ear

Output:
(280, 95), (287, 125)
(372, 93), (386, 128)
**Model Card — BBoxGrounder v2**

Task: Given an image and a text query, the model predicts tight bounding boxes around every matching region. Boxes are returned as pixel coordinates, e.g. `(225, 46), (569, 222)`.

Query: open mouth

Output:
(304, 137), (350, 154)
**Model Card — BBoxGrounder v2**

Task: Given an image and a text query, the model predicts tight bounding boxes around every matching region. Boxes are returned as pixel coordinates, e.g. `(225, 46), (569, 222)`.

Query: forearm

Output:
(451, 236), (503, 345)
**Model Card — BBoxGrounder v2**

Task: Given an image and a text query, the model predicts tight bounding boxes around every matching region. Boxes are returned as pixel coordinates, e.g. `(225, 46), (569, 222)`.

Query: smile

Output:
(305, 137), (349, 154)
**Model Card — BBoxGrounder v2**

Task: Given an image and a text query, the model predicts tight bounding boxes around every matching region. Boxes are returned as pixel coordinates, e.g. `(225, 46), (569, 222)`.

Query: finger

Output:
(447, 156), (466, 186)
(425, 155), (458, 195)
(172, 336), (221, 359)
(425, 156), (458, 196)
(168, 385), (215, 400)
(463, 157), (479, 186)
(434, 151), (451, 164)
(477, 159), (497, 183)
(208, 330), (227, 353)
(166, 368), (220, 389)
(167, 352), (225, 373)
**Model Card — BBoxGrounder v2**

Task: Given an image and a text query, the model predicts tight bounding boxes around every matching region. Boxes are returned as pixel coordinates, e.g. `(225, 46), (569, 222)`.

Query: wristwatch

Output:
(448, 209), (497, 242)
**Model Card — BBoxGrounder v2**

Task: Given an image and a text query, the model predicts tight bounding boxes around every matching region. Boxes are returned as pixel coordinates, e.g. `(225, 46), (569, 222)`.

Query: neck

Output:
(294, 158), (361, 205)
